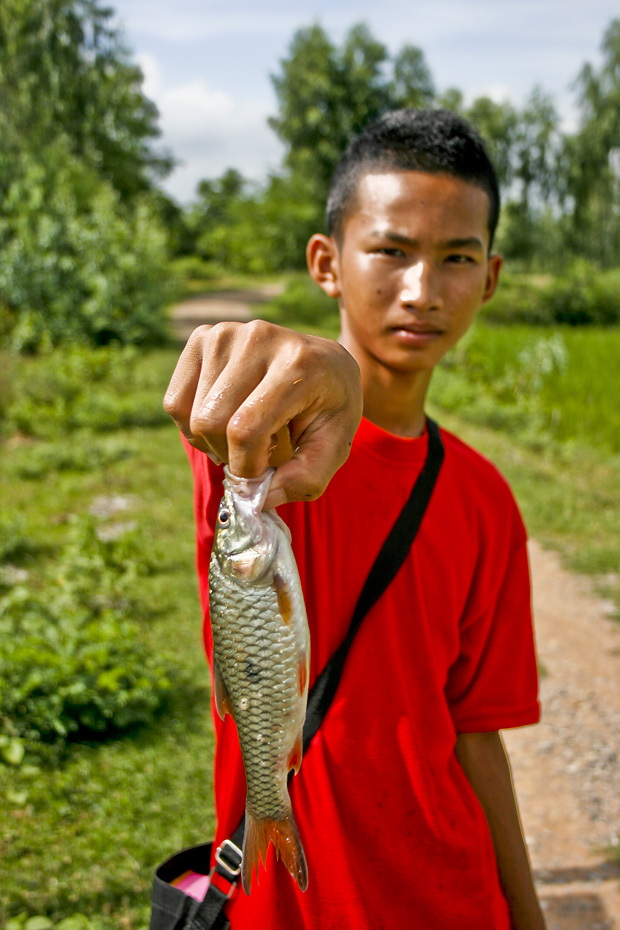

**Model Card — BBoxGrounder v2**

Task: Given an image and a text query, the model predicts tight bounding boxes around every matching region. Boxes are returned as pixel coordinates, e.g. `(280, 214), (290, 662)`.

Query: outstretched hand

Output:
(163, 320), (363, 509)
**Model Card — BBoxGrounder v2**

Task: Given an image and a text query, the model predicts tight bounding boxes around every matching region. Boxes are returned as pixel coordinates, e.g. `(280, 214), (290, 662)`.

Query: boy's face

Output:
(308, 170), (501, 378)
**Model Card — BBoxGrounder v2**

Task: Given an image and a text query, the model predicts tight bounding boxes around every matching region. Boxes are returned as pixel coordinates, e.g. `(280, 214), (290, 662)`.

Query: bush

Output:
(0, 517), (171, 744)
(4, 343), (170, 438)
(7, 437), (134, 480)
(482, 264), (620, 327)
(431, 324), (569, 445)
(0, 146), (177, 352)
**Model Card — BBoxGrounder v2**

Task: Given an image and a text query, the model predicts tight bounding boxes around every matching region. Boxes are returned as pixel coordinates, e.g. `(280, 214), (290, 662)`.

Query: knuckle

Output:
(189, 407), (224, 438)
(244, 318), (275, 337)
(162, 392), (179, 417)
(186, 323), (214, 347)
(226, 416), (257, 448)
(301, 474), (328, 501)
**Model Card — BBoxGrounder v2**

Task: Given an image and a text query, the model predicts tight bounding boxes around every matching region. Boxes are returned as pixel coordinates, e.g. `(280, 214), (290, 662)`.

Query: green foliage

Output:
(562, 18), (620, 265)
(260, 274), (340, 336)
(0, 0), (172, 199)
(3, 343), (170, 437)
(0, 145), (176, 352)
(186, 169), (325, 274)
(430, 319), (620, 454)
(0, 0), (177, 350)
(7, 436), (134, 480)
(465, 96), (519, 190)
(184, 22), (435, 269)
(5, 915), (102, 929)
(179, 17), (620, 277)
(0, 516), (171, 744)
(483, 265), (620, 326)
(0, 513), (40, 563)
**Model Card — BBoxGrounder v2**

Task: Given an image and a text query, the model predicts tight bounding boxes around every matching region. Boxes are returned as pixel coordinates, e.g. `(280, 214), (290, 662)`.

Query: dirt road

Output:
(506, 541), (620, 929)
(171, 291), (620, 929)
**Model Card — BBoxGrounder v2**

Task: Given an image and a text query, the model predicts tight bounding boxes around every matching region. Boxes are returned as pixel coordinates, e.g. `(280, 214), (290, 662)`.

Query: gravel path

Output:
(505, 541), (620, 929)
(170, 285), (281, 342)
(171, 291), (620, 928)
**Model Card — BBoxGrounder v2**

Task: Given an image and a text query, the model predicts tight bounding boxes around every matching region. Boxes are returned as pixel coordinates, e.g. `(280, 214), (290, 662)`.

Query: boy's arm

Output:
(455, 731), (547, 930)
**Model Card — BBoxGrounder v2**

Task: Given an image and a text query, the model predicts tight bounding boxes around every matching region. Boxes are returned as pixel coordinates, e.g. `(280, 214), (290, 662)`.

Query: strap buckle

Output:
(214, 838), (243, 880)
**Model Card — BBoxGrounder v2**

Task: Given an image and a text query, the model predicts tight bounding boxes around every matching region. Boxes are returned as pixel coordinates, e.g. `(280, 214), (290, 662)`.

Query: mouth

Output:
(390, 323), (444, 346)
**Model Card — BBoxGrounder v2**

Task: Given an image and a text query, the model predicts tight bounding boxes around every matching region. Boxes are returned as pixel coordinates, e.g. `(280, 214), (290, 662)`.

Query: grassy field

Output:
(1, 312), (620, 928)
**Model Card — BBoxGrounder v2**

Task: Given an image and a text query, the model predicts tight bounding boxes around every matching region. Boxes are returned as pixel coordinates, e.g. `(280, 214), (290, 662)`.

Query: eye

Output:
(218, 509), (231, 528)
(376, 247), (405, 258)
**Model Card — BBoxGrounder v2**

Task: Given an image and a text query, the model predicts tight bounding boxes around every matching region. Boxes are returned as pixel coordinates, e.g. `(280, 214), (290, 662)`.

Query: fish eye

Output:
(218, 509), (231, 528)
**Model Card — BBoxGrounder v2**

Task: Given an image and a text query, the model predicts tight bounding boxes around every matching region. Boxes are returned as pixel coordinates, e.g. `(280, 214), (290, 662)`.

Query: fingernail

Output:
(206, 451), (223, 465)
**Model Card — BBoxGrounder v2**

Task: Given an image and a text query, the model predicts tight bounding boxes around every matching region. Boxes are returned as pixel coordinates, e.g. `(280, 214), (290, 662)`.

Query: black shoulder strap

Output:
(190, 417), (444, 928)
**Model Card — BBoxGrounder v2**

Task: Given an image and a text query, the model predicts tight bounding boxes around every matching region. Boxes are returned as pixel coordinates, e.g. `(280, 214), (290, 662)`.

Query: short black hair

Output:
(326, 108), (500, 250)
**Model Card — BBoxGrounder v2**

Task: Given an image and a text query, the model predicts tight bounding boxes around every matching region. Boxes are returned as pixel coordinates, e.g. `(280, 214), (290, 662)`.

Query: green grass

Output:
(431, 320), (620, 454)
(2, 310), (620, 926)
(1, 349), (214, 930)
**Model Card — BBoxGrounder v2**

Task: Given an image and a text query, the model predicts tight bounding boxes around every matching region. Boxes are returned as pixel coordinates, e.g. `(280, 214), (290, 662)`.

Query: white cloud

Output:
(140, 62), (284, 202)
(136, 52), (162, 100)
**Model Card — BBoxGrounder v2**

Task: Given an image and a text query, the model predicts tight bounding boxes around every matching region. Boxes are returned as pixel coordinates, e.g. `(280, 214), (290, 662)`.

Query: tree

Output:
(269, 22), (435, 196)
(495, 88), (562, 265)
(390, 45), (435, 109)
(561, 18), (620, 264)
(0, 0), (176, 349)
(0, 0), (173, 200)
(465, 96), (518, 192)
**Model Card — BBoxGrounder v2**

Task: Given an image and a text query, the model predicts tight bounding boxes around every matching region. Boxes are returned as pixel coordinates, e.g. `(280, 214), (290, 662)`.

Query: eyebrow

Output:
(371, 230), (485, 252)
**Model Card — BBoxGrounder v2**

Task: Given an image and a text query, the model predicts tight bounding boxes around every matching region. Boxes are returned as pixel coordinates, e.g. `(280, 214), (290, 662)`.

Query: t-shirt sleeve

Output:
(445, 497), (541, 733)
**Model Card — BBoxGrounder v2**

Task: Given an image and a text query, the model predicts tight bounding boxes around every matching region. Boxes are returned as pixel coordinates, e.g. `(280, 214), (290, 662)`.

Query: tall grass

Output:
(430, 320), (620, 455)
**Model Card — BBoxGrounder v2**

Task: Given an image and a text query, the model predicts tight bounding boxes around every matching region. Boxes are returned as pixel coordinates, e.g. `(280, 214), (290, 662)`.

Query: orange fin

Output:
(242, 809), (308, 895)
(213, 660), (235, 721)
(273, 572), (293, 624)
(287, 731), (303, 777)
(298, 650), (308, 696)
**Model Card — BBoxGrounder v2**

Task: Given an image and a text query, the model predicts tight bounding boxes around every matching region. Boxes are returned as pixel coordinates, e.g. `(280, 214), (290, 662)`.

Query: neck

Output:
(340, 339), (432, 438)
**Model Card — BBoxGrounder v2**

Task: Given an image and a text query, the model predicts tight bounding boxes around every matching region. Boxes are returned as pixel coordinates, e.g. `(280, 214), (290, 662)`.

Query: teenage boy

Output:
(164, 109), (546, 929)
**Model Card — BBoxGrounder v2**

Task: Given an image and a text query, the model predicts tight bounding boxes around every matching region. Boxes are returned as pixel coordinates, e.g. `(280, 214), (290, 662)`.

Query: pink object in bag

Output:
(171, 870), (211, 901)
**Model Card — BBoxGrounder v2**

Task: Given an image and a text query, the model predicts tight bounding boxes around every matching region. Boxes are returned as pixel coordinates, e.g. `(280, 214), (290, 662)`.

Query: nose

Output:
(399, 261), (442, 313)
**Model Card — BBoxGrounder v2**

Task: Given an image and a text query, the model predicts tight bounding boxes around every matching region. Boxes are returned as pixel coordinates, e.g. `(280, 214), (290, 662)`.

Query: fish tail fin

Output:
(241, 809), (308, 895)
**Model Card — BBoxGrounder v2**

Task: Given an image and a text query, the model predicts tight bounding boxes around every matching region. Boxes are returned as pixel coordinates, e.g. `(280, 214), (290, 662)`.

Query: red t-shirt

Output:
(184, 417), (540, 929)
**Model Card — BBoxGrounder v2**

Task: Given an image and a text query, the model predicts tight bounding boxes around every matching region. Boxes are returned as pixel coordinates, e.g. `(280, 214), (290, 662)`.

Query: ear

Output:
(306, 234), (342, 299)
(481, 253), (503, 305)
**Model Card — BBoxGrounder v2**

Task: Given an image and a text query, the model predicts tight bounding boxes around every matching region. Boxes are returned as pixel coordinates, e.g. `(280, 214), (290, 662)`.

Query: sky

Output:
(109, 0), (618, 204)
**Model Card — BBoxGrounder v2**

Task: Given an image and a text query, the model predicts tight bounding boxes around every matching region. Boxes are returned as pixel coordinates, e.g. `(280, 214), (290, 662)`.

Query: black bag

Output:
(149, 418), (444, 930)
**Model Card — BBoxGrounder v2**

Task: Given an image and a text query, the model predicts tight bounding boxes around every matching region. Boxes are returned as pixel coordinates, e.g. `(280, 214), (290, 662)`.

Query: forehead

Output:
(344, 170), (492, 246)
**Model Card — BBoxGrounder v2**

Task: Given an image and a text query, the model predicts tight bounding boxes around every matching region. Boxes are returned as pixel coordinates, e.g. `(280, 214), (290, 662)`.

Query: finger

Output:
(268, 424), (295, 468)
(163, 327), (209, 427)
(188, 325), (270, 465)
(228, 336), (362, 485)
(163, 325), (227, 459)
(264, 411), (357, 509)
(225, 362), (321, 478)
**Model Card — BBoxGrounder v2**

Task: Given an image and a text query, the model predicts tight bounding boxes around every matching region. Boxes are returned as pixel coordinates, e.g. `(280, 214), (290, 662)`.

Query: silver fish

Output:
(208, 467), (310, 894)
